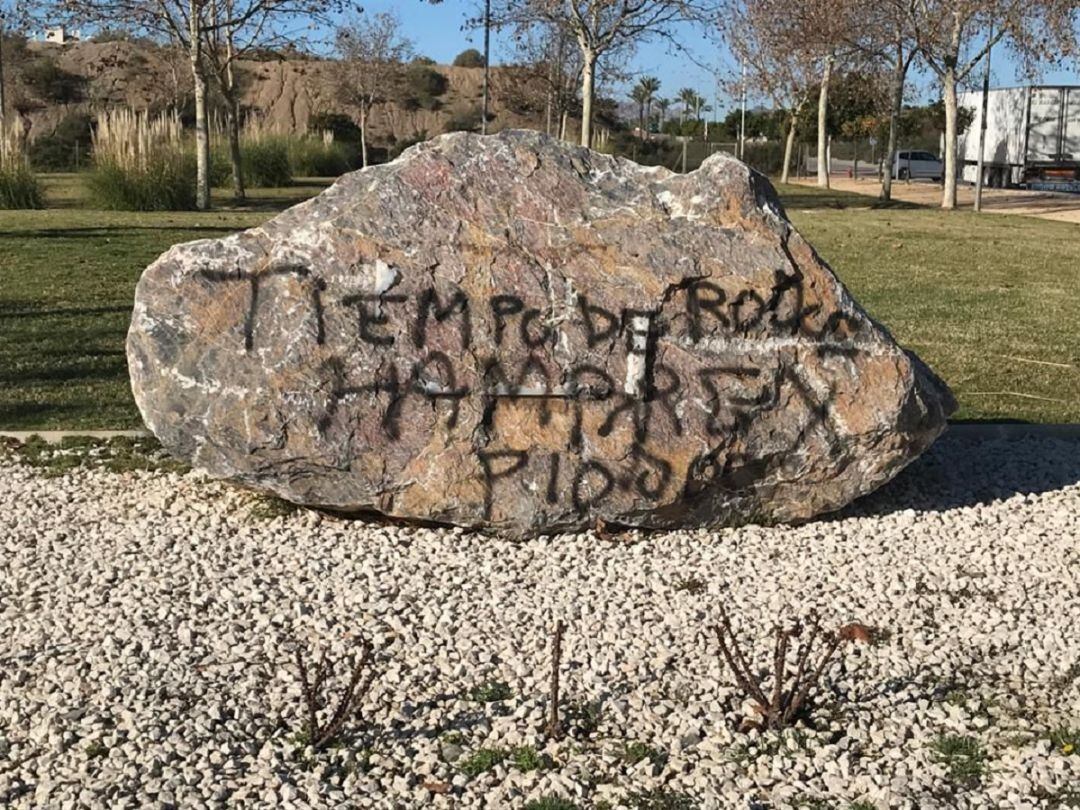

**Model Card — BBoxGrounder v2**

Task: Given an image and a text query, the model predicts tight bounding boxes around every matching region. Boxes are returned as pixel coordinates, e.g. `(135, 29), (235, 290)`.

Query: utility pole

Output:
(739, 60), (747, 160)
(974, 24), (993, 213)
(481, 0), (491, 135)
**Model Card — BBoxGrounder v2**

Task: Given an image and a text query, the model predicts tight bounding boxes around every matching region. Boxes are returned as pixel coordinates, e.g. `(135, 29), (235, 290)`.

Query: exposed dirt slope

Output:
(16, 40), (548, 145)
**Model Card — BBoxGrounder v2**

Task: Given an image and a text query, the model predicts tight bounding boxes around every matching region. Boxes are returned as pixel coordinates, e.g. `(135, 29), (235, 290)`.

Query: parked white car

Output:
(892, 150), (944, 181)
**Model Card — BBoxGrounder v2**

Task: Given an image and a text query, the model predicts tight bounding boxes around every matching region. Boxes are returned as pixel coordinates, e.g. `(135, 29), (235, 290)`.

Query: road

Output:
(791, 174), (1080, 224)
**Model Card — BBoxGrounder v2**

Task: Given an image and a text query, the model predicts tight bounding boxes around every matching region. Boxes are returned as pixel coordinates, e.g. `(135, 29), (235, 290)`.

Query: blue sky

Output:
(368, 0), (1080, 119)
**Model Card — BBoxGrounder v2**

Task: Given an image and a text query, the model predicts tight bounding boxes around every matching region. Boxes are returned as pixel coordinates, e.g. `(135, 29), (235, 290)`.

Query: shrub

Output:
(308, 113), (361, 145)
(444, 105), (483, 134)
(403, 63), (448, 111)
(388, 131), (428, 161)
(293, 637), (376, 751)
(453, 48), (486, 68)
(208, 147), (232, 188)
(0, 119), (44, 209)
(86, 108), (196, 211)
(242, 136), (291, 187)
(22, 57), (85, 103)
(29, 113), (94, 171)
(288, 134), (353, 177)
(712, 606), (872, 732)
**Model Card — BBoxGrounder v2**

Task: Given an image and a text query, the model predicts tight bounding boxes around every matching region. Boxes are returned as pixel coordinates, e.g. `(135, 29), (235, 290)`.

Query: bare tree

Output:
(335, 11), (413, 168)
(910, 0), (1078, 209)
(726, 0), (860, 186)
(493, 0), (719, 148)
(791, 0), (863, 188)
(721, 0), (812, 183)
(202, 0), (336, 202)
(858, 0), (919, 201)
(505, 15), (584, 139)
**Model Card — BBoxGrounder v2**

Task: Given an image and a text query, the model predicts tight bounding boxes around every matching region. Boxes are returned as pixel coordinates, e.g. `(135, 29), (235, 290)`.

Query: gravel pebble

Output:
(1, 433), (1078, 808)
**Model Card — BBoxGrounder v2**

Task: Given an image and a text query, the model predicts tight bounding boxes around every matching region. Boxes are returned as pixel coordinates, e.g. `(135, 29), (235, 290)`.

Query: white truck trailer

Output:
(957, 85), (1080, 192)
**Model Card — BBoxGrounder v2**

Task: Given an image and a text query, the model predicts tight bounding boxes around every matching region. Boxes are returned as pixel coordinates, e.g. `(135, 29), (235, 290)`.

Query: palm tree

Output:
(677, 87), (696, 127)
(698, 101), (713, 141)
(630, 84), (649, 137)
(655, 97), (671, 130)
(636, 76), (661, 136)
(690, 92), (705, 123)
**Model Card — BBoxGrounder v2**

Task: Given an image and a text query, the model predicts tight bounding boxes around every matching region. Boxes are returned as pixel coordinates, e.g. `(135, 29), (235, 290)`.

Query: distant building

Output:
(44, 26), (80, 45)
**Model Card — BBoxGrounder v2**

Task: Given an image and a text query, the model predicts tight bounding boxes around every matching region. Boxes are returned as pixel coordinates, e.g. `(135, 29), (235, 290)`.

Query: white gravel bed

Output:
(1, 434), (1079, 809)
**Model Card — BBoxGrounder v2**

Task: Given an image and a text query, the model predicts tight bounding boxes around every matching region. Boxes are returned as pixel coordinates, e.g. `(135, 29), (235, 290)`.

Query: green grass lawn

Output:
(777, 182), (1080, 423)
(0, 175), (1077, 429)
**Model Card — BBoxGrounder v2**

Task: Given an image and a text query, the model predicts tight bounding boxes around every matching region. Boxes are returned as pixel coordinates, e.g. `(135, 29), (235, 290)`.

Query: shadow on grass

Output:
(0, 360), (127, 385)
(778, 189), (924, 211)
(0, 304), (131, 319)
(0, 225), (241, 240)
(841, 428), (1080, 519)
(218, 192), (331, 212)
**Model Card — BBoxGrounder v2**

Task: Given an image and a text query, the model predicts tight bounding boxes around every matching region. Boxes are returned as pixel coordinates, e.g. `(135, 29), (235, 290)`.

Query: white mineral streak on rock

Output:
(373, 259), (399, 294)
(624, 314), (651, 396)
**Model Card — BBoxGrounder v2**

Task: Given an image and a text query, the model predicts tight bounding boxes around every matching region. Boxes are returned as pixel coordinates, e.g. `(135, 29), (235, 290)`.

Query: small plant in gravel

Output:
(931, 734), (986, 786)
(546, 620), (567, 739)
(562, 699), (604, 737)
(84, 741), (109, 759)
(712, 604), (871, 731)
(6, 435), (188, 477)
(458, 746), (507, 777)
(523, 797), (579, 810)
(293, 638), (376, 751)
(673, 576), (707, 595)
(1050, 727), (1080, 755)
(724, 742), (752, 764)
(622, 787), (698, 809)
(467, 680), (513, 703)
(511, 745), (556, 771)
(249, 495), (299, 521)
(1034, 786), (1080, 807)
(621, 741), (668, 769)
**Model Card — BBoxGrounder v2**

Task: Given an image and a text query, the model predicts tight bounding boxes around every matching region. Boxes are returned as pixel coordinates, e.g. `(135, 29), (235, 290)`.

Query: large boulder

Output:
(128, 130), (954, 536)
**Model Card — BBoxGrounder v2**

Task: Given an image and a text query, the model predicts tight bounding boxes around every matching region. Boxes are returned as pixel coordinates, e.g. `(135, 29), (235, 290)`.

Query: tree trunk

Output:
(225, 96), (245, 202)
(942, 68), (958, 209)
(781, 113), (798, 184)
(223, 12), (244, 202)
(579, 48), (596, 148)
(560, 109), (568, 141)
(191, 67), (211, 208)
(359, 103), (369, 168)
(882, 52), (905, 202)
(816, 55), (833, 188)
(0, 20), (6, 121)
(189, 1), (210, 210)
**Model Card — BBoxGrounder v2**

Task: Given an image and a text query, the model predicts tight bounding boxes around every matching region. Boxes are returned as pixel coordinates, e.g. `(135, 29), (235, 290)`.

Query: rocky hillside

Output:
(12, 39), (555, 149)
